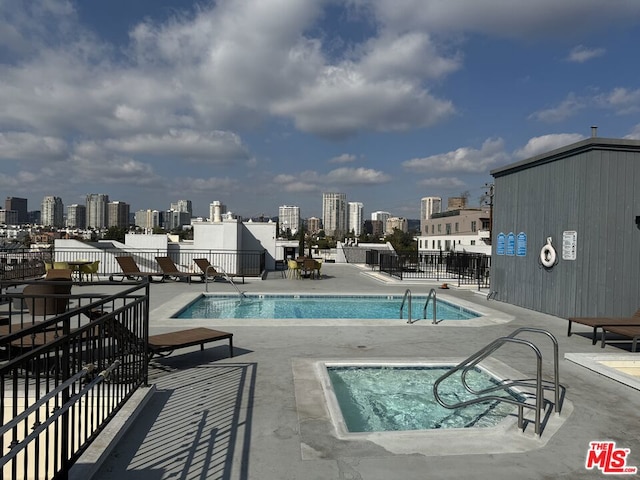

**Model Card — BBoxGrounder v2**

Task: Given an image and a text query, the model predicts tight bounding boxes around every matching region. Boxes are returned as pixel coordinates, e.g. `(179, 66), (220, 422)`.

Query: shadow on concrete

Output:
(94, 362), (257, 480)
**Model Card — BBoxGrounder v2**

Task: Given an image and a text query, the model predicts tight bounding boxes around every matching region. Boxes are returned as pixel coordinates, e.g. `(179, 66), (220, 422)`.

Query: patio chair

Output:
(193, 258), (222, 282)
(79, 260), (100, 281)
(287, 259), (300, 279)
(109, 256), (164, 282)
(155, 256), (202, 283)
(567, 309), (640, 344)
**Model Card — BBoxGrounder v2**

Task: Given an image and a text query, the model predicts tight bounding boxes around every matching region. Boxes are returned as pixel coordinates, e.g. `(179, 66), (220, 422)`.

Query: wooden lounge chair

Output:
(567, 309), (640, 344)
(155, 256), (201, 283)
(109, 256), (164, 282)
(600, 325), (640, 352)
(88, 310), (234, 359)
(193, 258), (222, 282)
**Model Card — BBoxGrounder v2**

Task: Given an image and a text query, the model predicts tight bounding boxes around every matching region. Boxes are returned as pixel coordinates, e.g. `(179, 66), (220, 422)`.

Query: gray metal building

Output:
(490, 136), (640, 319)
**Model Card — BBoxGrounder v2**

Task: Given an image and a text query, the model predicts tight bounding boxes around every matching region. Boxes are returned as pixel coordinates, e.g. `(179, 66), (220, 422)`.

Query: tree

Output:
(384, 228), (417, 254)
(103, 226), (127, 243)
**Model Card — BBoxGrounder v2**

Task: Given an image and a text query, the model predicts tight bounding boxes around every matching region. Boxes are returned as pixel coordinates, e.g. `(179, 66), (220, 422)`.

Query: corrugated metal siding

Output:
(492, 147), (640, 318)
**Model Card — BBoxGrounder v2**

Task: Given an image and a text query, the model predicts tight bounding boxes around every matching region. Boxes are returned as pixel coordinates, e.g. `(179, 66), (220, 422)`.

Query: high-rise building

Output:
(421, 197), (442, 234)
(164, 210), (191, 230)
(135, 209), (160, 231)
(67, 204), (87, 228)
(307, 217), (321, 234)
(171, 200), (193, 217)
(370, 210), (390, 234)
(386, 216), (408, 233)
(348, 202), (363, 236)
(86, 194), (109, 228)
(5, 197), (28, 224)
(0, 209), (18, 224)
(278, 205), (300, 236)
(41, 196), (64, 228)
(322, 192), (347, 237)
(108, 201), (130, 228)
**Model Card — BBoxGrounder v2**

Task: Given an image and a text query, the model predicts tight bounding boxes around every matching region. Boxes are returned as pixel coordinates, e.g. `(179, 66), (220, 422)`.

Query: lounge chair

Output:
(155, 256), (202, 283)
(600, 325), (640, 352)
(567, 309), (640, 344)
(87, 309), (234, 359)
(193, 258), (222, 282)
(109, 256), (164, 282)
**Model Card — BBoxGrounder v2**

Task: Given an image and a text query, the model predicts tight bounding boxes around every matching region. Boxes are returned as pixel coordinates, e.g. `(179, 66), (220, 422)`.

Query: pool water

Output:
(174, 295), (480, 320)
(327, 366), (520, 432)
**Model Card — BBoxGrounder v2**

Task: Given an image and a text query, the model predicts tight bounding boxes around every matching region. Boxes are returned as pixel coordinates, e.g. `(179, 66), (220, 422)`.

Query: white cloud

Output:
(624, 124), (640, 140)
(326, 167), (391, 184)
(567, 45), (605, 63)
(329, 153), (357, 164)
(513, 133), (585, 160)
(529, 93), (585, 123)
(104, 129), (251, 163)
(596, 87), (640, 114)
(418, 177), (466, 188)
(0, 132), (68, 160)
(402, 138), (509, 173)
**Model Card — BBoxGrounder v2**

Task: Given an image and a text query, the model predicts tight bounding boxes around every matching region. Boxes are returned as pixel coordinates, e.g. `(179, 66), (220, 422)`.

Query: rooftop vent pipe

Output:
(591, 125), (598, 137)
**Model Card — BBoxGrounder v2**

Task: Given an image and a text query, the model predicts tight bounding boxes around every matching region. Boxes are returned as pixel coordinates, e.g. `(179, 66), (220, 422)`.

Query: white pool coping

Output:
(151, 291), (514, 327)
(564, 353), (640, 391)
(292, 357), (573, 458)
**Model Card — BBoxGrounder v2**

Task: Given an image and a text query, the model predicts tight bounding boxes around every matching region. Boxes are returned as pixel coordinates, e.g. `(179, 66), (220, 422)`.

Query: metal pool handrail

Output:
(432, 328), (561, 437)
(422, 288), (437, 324)
(206, 265), (246, 298)
(400, 289), (412, 323)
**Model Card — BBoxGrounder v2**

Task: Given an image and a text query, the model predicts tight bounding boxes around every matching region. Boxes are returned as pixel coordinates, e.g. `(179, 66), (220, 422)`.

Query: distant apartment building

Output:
(370, 211), (391, 234)
(418, 207), (491, 253)
(86, 194), (109, 228)
(348, 202), (363, 236)
(278, 205), (300, 236)
(171, 199), (193, 217)
(306, 216), (321, 234)
(0, 209), (18, 224)
(135, 209), (161, 231)
(5, 197), (28, 224)
(108, 201), (130, 229)
(322, 192), (347, 237)
(447, 196), (468, 211)
(41, 196), (64, 228)
(386, 216), (408, 234)
(363, 219), (384, 238)
(67, 204), (87, 228)
(164, 210), (191, 230)
(420, 196), (441, 234)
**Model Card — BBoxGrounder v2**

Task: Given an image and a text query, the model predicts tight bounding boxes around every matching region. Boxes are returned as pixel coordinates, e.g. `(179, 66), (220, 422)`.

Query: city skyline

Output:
(1, 1), (640, 218)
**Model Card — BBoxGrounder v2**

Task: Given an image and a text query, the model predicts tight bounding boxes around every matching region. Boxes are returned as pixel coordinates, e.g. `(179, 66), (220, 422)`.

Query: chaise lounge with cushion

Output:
(155, 256), (202, 283)
(110, 256), (165, 282)
(599, 325), (640, 352)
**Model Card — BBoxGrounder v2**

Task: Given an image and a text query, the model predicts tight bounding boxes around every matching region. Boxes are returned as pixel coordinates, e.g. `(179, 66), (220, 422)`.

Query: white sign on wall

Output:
(562, 231), (577, 260)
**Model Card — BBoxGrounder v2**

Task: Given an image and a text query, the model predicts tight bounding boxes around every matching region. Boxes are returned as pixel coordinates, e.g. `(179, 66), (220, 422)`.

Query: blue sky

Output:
(1, 0), (640, 220)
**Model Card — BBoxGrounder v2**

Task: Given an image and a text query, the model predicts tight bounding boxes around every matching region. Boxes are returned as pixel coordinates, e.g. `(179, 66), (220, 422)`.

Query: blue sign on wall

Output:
(496, 232), (505, 255)
(506, 232), (516, 256)
(516, 232), (527, 257)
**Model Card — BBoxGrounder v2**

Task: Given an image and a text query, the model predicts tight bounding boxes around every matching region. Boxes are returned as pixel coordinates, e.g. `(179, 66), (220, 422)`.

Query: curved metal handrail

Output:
(400, 289), (412, 323)
(423, 288), (437, 324)
(433, 328), (561, 436)
(206, 265), (246, 298)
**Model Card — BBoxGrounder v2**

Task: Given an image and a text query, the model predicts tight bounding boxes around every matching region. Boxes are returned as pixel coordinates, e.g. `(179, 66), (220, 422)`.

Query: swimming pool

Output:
(327, 365), (520, 432)
(174, 294), (480, 321)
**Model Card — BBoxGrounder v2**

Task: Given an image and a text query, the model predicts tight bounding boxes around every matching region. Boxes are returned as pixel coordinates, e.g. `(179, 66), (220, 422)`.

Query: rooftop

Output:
(73, 263), (640, 480)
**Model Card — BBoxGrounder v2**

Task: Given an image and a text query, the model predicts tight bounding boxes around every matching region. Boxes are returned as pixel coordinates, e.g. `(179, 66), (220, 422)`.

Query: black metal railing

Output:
(377, 251), (491, 289)
(0, 279), (150, 480)
(0, 250), (49, 281)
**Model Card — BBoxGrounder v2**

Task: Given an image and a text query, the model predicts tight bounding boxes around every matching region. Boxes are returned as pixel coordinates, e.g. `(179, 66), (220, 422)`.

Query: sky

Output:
(1, 0), (640, 220)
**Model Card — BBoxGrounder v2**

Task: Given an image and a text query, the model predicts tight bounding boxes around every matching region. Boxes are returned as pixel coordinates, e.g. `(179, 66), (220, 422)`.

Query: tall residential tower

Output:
(322, 192), (347, 237)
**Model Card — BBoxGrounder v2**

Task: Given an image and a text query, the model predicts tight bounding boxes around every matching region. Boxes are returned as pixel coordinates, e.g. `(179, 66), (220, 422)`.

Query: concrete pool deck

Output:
(75, 263), (640, 480)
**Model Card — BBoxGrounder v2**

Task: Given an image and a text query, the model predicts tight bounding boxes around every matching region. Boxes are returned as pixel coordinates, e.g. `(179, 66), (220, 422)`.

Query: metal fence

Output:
(372, 251), (491, 289)
(0, 250), (49, 281)
(52, 247), (266, 279)
(0, 280), (150, 480)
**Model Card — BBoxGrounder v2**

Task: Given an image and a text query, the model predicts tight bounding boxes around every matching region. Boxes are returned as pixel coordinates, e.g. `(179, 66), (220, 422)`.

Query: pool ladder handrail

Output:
(432, 327), (561, 437)
(400, 289), (412, 324)
(403, 288), (437, 324)
(205, 265), (246, 298)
